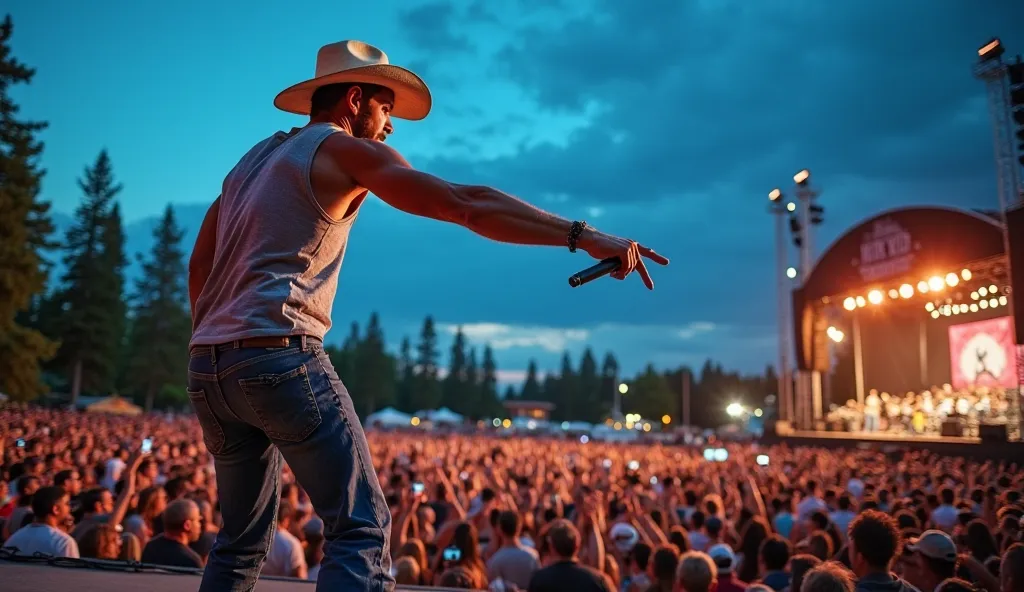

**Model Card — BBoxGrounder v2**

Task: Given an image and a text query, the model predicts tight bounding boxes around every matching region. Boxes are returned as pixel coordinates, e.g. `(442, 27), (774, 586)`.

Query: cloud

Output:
(396, 2), (473, 54)
(439, 322), (590, 352)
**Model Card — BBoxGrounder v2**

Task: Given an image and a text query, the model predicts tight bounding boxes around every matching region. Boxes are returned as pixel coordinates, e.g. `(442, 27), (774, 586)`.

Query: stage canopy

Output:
(793, 206), (1008, 372)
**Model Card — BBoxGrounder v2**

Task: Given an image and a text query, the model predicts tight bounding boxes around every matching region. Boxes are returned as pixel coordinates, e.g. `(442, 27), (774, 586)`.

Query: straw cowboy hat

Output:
(274, 40), (431, 120)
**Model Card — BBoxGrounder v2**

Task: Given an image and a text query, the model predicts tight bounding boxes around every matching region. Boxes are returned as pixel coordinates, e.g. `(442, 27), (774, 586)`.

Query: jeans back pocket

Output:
(187, 388), (226, 455)
(238, 363), (323, 442)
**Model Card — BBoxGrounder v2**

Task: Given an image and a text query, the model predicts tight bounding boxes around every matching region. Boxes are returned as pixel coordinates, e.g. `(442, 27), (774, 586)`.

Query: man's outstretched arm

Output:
(188, 196), (221, 320)
(323, 135), (668, 288)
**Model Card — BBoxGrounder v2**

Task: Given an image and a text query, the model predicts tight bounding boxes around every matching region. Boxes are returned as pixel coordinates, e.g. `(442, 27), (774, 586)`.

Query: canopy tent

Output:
(86, 395), (143, 416)
(428, 407), (464, 424)
(365, 407), (414, 427)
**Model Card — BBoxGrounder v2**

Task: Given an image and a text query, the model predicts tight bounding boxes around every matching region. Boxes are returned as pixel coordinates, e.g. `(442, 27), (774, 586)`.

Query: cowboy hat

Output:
(274, 40), (431, 120)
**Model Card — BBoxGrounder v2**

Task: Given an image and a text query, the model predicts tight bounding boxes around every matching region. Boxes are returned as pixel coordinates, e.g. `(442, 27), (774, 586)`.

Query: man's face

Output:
(64, 472), (83, 496)
(54, 494), (72, 521)
(352, 88), (396, 142)
(185, 505), (203, 543)
(101, 490), (115, 514)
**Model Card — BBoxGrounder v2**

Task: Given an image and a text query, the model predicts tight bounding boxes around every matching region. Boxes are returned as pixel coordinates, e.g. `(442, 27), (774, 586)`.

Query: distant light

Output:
(899, 284), (914, 299)
(989, 298), (999, 308)
(999, 295), (1008, 306)
(580, 435), (589, 444)
(561, 421), (570, 430)
(945, 273), (959, 287)
(662, 414), (672, 425)
(754, 408), (763, 417)
(502, 418), (512, 428)
(989, 284), (998, 293)
(961, 269), (972, 281)
(928, 276), (945, 292)
(888, 289), (899, 299)
(855, 296), (866, 308)
(786, 267), (798, 279)
(527, 420), (537, 430)
(925, 302), (935, 312)
(787, 202), (797, 212)
(726, 403), (744, 418)
(917, 281), (930, 294)
(931, 310), (940, 319)
(411, 416), (421, 426)
(794, 169), (810, 185)
(618, 383), (629, 394)
(970, 303), (979, 312)
(979, 287), (989, 297)
(980, 300), (989, 309)
(827, 326), (845, 343)
(769, 188), (782, 202)
(843, 297), (857, 311)
(625, 421), (635, 430)
(613, 422), (622, 430)
(642, 423), (652, 432)
(492, 418), (501, 427)
(978, 38), (1003, 61)
(971, 291), (980, 300)
(867, 290), (883, 305)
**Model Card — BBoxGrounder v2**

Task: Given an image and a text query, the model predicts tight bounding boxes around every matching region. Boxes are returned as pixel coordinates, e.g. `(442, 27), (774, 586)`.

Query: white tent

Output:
(366, 407), (413, 427)
(429, 407), (464, 424)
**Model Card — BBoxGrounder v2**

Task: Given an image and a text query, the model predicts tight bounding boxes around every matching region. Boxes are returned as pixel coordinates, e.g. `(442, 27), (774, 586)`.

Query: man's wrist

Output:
(575, 225), (599, 252)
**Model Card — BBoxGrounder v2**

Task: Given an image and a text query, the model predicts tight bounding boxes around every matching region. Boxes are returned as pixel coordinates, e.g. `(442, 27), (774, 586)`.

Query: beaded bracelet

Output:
(568, 220), (588, 253)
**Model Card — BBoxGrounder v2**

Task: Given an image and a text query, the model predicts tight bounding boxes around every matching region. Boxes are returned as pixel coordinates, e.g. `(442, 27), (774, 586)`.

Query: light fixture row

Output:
(842, 269), (973, 311)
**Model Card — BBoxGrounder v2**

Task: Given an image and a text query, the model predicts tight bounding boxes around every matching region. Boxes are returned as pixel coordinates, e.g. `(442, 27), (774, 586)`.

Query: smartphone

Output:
(756, 454), (770, 466)
(628, 460), (640, 471)
(142, 438), (153, 454)
(443, 547), (462, 562)
(602, 458), (612, 469)
(650, 476), (659, 485)
(16, 439), (25, 448)
(412, 482), (425, 496)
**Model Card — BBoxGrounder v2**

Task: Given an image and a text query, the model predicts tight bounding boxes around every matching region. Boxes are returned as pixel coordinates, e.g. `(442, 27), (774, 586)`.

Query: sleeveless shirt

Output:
(190, 122), (358, 346)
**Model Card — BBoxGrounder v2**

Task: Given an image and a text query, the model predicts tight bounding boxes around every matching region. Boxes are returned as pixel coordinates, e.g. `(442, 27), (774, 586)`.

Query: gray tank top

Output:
(190, 122), (358, 346)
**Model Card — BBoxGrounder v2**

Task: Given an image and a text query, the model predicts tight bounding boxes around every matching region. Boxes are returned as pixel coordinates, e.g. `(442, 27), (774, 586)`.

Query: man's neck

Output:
(39, 516), (63, 530)
(164, 531), (192, 546)
(309, 114), (353, 135)
(501, 536), (520, 549)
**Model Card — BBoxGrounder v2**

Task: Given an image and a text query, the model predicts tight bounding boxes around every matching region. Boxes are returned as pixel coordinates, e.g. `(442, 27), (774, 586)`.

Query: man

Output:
(487, 510), (540, 590)
(186, 40), (667, 592)
(1, 486), (78, 558)
(929, 488), (958, 533)
(263, 500), (308, 579)
(848, 510), (919, 592)
(707, 544), (746, 592)
(527, 519), (614, 592)
(759, 535), (792, 591)
(902, 530), (957, 592)
(1002, 543), (1024, 592)
(676, 551), (718, 592)
(830, 493), (857, 541)
(141, 499), (204, 568)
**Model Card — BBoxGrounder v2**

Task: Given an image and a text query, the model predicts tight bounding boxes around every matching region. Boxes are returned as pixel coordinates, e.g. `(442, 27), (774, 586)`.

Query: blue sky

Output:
(7, 0), (1024, 385)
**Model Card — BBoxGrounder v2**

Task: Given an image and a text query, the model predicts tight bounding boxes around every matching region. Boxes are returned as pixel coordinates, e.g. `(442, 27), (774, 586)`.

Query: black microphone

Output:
(568, 257), (621, 288)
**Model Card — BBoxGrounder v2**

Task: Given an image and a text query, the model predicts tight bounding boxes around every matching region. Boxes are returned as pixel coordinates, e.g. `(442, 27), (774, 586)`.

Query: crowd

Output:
(2, 404), (1024, 592)
(826, 385), (1013, 437)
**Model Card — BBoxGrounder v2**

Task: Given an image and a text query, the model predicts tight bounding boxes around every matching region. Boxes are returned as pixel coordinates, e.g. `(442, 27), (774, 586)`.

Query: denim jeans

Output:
(186, 336), (394, 591)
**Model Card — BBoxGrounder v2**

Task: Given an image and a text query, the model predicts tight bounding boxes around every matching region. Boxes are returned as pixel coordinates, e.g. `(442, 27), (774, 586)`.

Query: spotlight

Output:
(945, 273), (959, 287)
(961, 269), (972, 281)
(786, 267), (798, 279)
(794, 169), (810, 185)
(931, 310), (940, 319)
(619, 383), (629, 394)
(989, 298), (998, 307)
(970, 303), (979, 312)
(855, 296), (866, 307)
(971, 291), (980, 300)
(828, 327), (845, 343)
(999, 295), (1008, 306)
(888, 289), (899, 299)
(928, 276), (945, 292)
(989, 284), (998, 293)
(843, 297), (856, 311)
(979, 287), (989, 297)
(769, 189), (782, 202)
(899, 284), (914, 298)
(981, 300), (989, 309)
(917, 281), (930, 294)
(726, 403), (744, 418)
(952, 306), (960, 315)
(868, 290), (883, 305)
(978, 38), (1004, 62)
(787, 202), (797, 212)
(925, 302), (935, 312)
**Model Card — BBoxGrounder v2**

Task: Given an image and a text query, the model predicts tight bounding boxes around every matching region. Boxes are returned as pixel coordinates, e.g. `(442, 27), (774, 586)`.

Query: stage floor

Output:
(766, 429), (1024, 461)
(0, 561), (465, 591)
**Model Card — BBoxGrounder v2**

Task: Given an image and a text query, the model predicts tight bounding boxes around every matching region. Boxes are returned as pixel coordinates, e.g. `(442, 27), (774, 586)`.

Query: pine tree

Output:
(396, 336), (415, 412)
(556, 352), (578, 421)
(502, 385), (517, 401)
(577, 347), (602, 422)
(441, 327), (468, 412)
(52, 150), (124, 404)
(100, 202), (128, 390)
(353, 312), (395, 416)
(521, 360), (542, 401)
(0, 16), (58, 400)
(479, 345), (501, 419)
(630, 364), (675, 421)
(413, 315), (441, 410)
(600, 352), (619, 415)
(124, 205), (191, 410)
(465, 347), (480, 415)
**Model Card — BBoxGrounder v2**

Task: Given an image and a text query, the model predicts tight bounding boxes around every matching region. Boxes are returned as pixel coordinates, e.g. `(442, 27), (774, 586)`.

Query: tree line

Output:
(0, 15), (778, 427)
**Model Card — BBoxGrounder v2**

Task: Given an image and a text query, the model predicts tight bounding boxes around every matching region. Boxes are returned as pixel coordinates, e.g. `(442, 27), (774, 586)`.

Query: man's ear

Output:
(345, 85), (364, 115)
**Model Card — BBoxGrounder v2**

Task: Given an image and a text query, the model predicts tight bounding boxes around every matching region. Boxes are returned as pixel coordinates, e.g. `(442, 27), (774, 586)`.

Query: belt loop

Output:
(300, 335), (307, 352)
(233, 340), (240, 349)
(210, 345), (217, 366)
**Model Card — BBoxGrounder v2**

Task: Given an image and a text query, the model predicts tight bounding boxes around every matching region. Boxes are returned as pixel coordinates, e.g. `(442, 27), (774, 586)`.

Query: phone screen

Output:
(756, 454), (770, 466)
(412, 482), (425, 495)
(142, 438), (153, 454)
(627, 460), (640, 471)
(443, 547), (462, 562)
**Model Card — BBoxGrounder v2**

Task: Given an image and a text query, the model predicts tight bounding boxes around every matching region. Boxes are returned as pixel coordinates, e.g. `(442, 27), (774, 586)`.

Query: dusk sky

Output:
(7, 0), (1024, 386)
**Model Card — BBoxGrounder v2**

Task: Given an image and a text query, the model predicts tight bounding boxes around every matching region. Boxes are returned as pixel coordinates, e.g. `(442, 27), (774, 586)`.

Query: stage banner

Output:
(949, 316), (1019, 388)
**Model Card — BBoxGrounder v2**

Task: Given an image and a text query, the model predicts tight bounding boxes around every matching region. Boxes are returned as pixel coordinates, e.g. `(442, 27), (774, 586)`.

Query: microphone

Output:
(568, 257), (621, 288)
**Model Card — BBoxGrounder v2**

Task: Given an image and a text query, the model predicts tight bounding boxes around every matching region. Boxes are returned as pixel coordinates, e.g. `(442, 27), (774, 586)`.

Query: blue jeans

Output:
(187, 337), (394, 591)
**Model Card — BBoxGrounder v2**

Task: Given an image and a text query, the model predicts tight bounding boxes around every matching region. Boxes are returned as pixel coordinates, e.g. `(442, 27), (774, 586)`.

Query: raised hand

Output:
(580, 228), (669, 289)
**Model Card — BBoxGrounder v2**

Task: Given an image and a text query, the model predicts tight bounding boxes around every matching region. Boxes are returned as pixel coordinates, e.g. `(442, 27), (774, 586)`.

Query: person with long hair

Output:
(433, 521), (487, 589)
(737, 517), (771, 582)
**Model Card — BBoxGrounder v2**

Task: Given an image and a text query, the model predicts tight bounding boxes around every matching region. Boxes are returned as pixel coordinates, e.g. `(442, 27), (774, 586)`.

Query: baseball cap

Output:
(610, 522), (640, 553)
(708, 543), (737, 574)
(906, 530), (957, 562)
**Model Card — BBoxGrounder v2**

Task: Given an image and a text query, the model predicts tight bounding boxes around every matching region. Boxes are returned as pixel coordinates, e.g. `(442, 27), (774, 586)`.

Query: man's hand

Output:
(579, 228), (668, 290)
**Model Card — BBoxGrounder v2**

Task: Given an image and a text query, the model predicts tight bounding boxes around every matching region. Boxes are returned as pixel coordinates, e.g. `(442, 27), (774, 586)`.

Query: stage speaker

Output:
(941, 418), (965, 438)
(978, 422), (1008, 442)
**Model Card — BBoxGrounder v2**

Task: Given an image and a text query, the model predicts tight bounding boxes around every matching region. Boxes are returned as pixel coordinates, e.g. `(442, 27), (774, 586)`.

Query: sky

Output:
(7, 0), (1024, 386)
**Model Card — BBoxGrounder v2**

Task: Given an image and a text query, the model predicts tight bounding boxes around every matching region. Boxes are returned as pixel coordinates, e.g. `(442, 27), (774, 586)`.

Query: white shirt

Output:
(797, 496), (828, 522)
(847, 479), (865, 500)
(102, 458), (126, 491)
(829, 510), (857, 540)
(263, 527), (306, 577)
(2, 523), (79, 558)
(931, 505), (959, 532)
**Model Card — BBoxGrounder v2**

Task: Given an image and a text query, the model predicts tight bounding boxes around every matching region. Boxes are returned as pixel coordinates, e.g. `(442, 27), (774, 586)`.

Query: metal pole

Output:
(774, 209), (792, 423)
(853, 315), (865, 405)
(919, 318), (929, 386)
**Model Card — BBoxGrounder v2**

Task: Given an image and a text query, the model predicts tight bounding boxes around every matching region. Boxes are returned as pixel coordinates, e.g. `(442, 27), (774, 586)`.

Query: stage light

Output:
(843, 297), (856, 311)
(952, 306), (960, 315)
(925, 302), (935, 312)
(619, 383), (629, 394)
(786, 267), (797, 279)
(411, 416), (421, 426)
(855, 296), (866, 307)
(867, 290), (883, 305)
(794, 169), (810, 185)
(828, 327), (845, 343)
(642, 423), (651, 432)
(787, 202), (797, 212)
(928, 276), (944, 291)
(726, 403), (744, 418)
(989, 298), (998, 307)
(769, 188), (782, 202)
(979, 287), (989, 297)
(918, 281), (929, 293)
(970, 303), (979, 312)
(888, 289), (899, 299)
(961, 269), (972, 281)
(945, 273), (959, 287)
(492, 418), (501, 427)
(1000, 295), (1008, 306)
(980, 300), (989, 309)
(971, 291), (980, 300)
(754, 408), (763, 417)
(613, 421), (622, 430)
(978, 38), (1003, 62)
(989, 284), (998, 293)
(502, 418), (512, 428)
(662, 414), (671, 425)
(931, 310), (940, 319)
(899, 284), (914, 298)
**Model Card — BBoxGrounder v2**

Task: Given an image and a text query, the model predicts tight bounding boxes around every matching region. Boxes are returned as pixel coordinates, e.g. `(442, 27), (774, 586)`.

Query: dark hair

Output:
(669, 526), (691, 555)
(964, 520), (998, 562)
(807, 530), (835, 561)
(497, 510), (520, 538)
(310, 83), (386, 116)
(738, 517), (771, 581)
(935, 578), (976, 592)
(632, 542), (653, 571)
(849, 510), (901, 570)
(940, 487), (955, 505)
(789, 554), (823, 592)
(838, 494), (852, 511)
(548, 519), (580, 558)
(895, 510), (920, 530)
(54, 469), (77, 488)
(705, 516), (723, 537)
(652, 545), (680, 583)
(691, 510), (706, 529)
(761, 535), (792, 571)
(922, 555), (957, 581)
(31, 486), (67, 519)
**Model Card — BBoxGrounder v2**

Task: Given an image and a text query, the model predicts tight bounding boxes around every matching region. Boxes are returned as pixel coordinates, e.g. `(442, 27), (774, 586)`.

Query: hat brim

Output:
(273, 63), (431, 121)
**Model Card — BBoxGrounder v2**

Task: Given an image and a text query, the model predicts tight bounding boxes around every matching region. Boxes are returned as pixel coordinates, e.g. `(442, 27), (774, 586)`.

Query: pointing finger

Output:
(638, 245), (669, 266)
